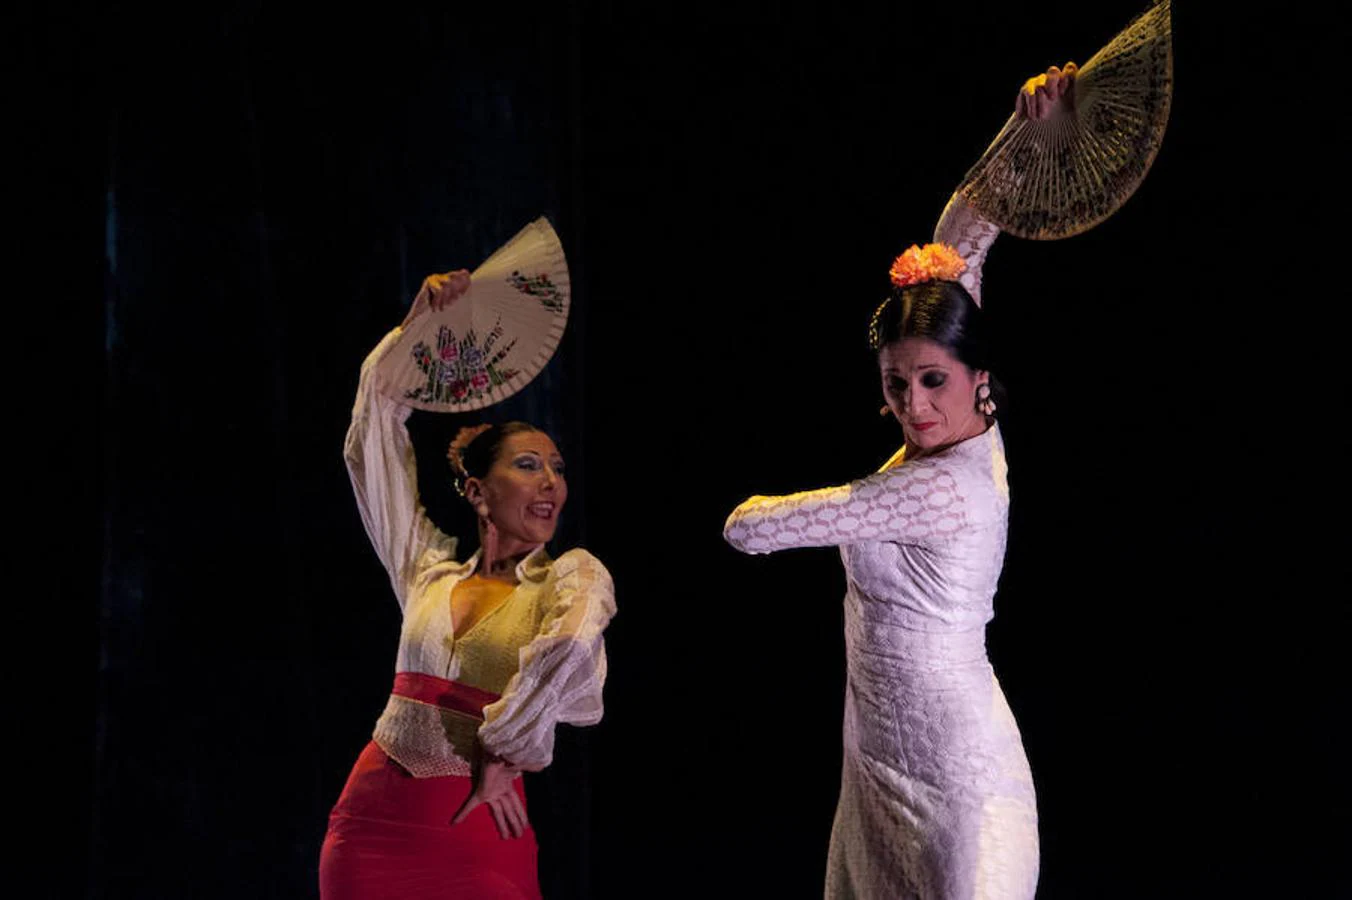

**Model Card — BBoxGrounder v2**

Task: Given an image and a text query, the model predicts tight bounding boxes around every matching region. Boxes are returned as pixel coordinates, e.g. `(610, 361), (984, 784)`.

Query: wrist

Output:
(479, 744), (513, 768)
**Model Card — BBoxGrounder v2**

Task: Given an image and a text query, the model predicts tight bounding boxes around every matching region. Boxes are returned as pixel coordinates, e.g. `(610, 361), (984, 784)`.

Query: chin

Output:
(527, 524), (558, 545)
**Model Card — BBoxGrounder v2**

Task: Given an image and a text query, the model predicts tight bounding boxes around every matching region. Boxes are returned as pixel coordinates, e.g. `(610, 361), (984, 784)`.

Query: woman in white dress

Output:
(724, 244), (1036, 900)
(721, 67), (1080, 900)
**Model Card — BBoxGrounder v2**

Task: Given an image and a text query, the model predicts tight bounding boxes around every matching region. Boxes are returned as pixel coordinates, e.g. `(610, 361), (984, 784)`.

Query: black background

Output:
(17, 1), (1346, 897)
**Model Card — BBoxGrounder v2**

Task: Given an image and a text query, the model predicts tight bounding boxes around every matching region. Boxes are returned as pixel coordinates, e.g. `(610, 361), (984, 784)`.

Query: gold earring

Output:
(879, 405), (892, 417)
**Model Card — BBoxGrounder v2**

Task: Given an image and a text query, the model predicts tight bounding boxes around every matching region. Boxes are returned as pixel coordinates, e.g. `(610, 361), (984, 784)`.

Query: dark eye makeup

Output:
(887, 371), (947, 392)
(511, 454), (565, 475)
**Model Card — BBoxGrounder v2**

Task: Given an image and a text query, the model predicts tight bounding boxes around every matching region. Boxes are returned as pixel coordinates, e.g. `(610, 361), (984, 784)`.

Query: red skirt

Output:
(319, 741), (541, 900)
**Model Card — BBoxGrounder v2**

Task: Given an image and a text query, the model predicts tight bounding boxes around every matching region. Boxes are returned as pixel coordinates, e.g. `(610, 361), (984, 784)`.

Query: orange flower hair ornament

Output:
(447, 423), (494, 493)
(888, 243), (967, 289)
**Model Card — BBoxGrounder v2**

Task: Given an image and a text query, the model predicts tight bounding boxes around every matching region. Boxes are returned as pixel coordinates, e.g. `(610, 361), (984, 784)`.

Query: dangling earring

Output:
(478, 510), (500, 576)
(467, 489), (499, 576)
(879, 405), (892, 417)
(975, 383), (997, 417)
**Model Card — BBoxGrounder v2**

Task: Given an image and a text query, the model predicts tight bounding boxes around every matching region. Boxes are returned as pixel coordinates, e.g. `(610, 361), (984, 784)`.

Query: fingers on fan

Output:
(377, 218), (571, 413)
(964, 0), (1172, 239)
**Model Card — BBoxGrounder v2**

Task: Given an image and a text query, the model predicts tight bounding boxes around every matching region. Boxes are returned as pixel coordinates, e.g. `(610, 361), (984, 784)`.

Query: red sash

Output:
(390, 672), (500, 721)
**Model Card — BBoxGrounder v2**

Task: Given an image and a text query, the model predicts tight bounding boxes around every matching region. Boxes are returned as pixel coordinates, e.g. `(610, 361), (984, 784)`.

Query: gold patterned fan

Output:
(956, 0), (1173, 240)
(376, 217), (570, 412)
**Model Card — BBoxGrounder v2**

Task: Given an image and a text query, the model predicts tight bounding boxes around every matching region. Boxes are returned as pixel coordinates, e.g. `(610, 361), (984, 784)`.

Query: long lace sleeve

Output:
(477, 549), (616, 770)
(724, 454), (984, 554)
(933, 193), (1001, 307)
(343, 328), (458, 610)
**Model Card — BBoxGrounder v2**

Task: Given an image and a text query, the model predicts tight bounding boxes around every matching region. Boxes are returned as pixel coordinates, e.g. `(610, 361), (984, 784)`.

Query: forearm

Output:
(933, 193), (1000, 306)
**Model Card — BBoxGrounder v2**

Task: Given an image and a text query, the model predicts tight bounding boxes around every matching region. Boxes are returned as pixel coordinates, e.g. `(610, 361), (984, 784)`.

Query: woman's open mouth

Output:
(527, 502), (556, 520)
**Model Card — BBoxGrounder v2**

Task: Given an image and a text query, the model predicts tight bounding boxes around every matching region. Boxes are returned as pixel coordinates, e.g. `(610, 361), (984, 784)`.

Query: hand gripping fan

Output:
(377, 217), (570, 411)
(956, 0), (1173, 239)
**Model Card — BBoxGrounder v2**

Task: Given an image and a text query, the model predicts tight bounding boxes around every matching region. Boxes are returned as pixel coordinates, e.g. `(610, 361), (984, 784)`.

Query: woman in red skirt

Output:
(321, 271), (616, 899)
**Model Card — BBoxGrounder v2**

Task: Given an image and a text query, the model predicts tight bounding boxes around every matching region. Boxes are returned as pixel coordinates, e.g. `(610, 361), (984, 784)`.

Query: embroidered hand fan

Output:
(955, 0), (1173, 239)
(377, 217), (570, 412)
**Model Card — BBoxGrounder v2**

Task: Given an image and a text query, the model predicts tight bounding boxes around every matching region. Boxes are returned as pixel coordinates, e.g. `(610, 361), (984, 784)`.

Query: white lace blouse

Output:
(343, 328), (616, 777)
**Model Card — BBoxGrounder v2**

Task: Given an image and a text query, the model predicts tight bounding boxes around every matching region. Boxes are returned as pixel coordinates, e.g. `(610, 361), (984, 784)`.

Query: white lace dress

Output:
(724, 426), (1038, 899)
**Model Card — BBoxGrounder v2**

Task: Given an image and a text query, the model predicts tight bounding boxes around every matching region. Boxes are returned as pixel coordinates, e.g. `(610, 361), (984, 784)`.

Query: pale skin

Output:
(879, 338), (990, 460)
(401, 269), (569, 839)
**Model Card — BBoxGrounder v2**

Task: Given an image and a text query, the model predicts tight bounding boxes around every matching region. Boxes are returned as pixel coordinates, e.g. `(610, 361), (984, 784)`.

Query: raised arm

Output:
(723, 455), (980, 554)
(342, 271), (470, 609)
(936, 63), (1077, 306)
(933, 194), (1000, 307)
(477, 549), (617, 771)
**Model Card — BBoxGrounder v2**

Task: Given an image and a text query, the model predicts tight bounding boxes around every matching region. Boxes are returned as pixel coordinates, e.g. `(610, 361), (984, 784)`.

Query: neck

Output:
(479, 558), (526, 582)
(476, 522), (540, 582)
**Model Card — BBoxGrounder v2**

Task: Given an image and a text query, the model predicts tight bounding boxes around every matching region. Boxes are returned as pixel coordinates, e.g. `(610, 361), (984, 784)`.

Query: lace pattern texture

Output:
(726, 428), (1038, 898)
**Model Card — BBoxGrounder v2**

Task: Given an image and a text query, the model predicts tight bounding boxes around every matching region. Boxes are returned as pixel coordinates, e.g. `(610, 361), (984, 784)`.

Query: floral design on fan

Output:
(406, 321), (520, 405)
(508, 270), (565, 312)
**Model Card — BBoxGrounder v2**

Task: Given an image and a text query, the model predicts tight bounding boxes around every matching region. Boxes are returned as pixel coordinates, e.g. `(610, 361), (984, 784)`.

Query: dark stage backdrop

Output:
(21, 1), (1346, 898)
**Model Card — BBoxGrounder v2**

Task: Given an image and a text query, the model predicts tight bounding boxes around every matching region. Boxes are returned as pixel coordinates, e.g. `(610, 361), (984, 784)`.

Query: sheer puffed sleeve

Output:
(724, 453), (986, 554)
(343, 328), (458, 610)
(477, 549), (617, 770)
(933, 193), (1001, 307)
